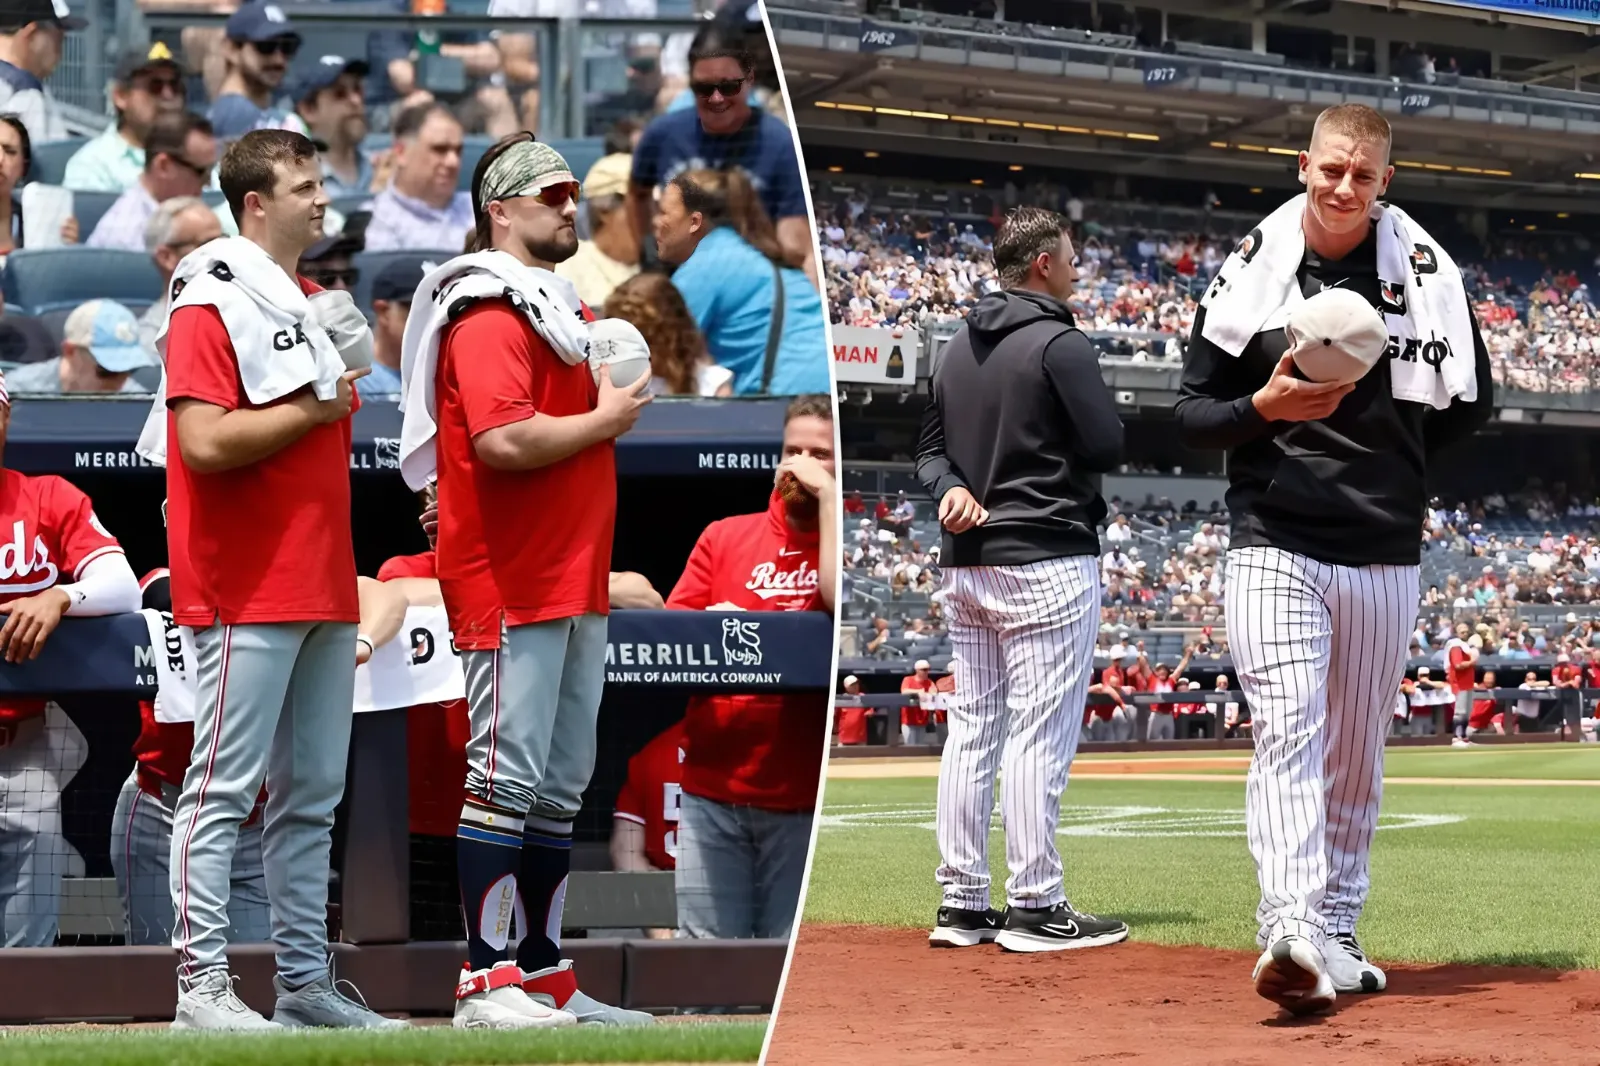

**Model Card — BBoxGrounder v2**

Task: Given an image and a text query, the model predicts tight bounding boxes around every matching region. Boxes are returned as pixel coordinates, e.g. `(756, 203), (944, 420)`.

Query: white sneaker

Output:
(1252, 935), (1336, 1016)
(1325, 934), (1386, 993)
(172, 969), (282, 1031)
(1451, 737), (1472, 748)
(522, 960), (654, 1025)
(453, 962), (577, 1030)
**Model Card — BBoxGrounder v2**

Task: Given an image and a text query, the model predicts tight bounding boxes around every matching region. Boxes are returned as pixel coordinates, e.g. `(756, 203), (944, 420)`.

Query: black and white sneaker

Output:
(994, 902), (1129, 953)
(928, 906), (1004, 948)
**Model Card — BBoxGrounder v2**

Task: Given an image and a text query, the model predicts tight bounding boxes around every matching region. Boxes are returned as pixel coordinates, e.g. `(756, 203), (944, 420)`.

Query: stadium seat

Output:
(31, 139), (86, 186)
(0, 313), (58, 364)
(1, 248), (163, 315)
(70, 191), (121, 242)
(351, 249), (454, 314)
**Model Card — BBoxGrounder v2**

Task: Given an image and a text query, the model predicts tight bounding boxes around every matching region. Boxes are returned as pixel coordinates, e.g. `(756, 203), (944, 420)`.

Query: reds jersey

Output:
(375, 551), (472, 838)
(1148, 677), (1176, 714)
(1447, 645), (1476, 692)
(900, 674), (935, 728)
(0, 469), (123, 724)
(1094, 665), (1122, 720)
(1586, 661), (1600, 690)
(613, 720), (687, 871)
(666, 489), (828, 811)
(1553, 662), (1581, 688)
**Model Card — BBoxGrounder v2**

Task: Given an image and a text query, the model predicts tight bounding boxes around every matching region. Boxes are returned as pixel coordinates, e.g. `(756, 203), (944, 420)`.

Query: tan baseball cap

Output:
(584, 153), (632, 201)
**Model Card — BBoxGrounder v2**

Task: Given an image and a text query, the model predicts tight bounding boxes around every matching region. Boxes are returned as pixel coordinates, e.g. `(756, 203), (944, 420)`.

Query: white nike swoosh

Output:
(778, 549), (803, 557)
(1040, 921), (1080, 937)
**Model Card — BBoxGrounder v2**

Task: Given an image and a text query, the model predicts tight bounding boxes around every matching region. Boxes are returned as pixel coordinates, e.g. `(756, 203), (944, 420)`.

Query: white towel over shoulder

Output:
(135, 236), (356, 466)
(1198, 192), (1476, 409)
(398, 250), (591, 492)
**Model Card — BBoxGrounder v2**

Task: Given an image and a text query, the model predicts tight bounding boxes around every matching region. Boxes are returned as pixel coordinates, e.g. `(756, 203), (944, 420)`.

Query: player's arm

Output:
(1042, 331), (1125, 472)
(608, 818), (659, 872)
(916, 376), (986, 534)
(665, 527), (717, 611)
(1423, 312), (1495, 457)
(461, 308), (651, 470)
(609, 571), (664, 609)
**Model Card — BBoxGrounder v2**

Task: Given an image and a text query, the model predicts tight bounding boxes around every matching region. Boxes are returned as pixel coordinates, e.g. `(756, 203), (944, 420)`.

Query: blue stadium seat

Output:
(0, 313), (58, 364)
(71, 191), (122, 242)
(31, 139), (86, 186)
(351, 249), (454, 314)
(1, 248), (163, 315)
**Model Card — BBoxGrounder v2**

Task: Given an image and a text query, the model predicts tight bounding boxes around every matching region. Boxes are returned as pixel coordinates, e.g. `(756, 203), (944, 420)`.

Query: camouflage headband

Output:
(478, 139), (575, 206)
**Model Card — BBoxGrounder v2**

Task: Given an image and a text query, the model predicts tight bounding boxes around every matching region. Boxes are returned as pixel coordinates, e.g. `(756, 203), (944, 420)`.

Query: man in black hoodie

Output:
(916, 206), (1129, 954)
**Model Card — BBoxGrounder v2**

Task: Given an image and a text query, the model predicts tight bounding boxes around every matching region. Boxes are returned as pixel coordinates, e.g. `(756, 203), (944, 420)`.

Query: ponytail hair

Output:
(467, 130), (537, 254)
(668, 167), (784, 266)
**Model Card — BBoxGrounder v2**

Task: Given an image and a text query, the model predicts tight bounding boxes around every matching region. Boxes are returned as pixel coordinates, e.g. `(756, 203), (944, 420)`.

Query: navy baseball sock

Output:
(513, 814), (573, 973)
(457, 796), (526, 974)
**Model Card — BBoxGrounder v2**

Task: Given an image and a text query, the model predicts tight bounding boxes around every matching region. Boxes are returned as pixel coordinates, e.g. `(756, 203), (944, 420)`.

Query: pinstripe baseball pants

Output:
(1224, 546), (1418, 951)
(933, 556), (1099, 911)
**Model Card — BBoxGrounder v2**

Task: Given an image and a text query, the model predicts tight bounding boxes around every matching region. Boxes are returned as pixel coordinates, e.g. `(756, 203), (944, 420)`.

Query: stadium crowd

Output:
(818, 183), (1600, 390)
(0, 0), (829, 400)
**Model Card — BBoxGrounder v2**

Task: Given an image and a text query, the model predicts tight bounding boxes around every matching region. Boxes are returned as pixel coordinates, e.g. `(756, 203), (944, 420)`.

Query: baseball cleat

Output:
(929, 905), (1005, 948)
(1253, 936), (1337, 1015)
(521, 960), (654, 1025)
(994, 902), (1130, 953)
(1325, 934), (1386, 993)
(172, 969), (282, 1031)
(272, 974), (409, 1029)
(453, 962), (577, 1030)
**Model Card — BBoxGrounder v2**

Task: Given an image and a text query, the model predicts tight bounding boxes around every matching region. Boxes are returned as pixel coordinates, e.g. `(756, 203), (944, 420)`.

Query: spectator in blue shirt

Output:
(288, 55), (373, 198)
(209, 0), (300, 141)
(361, 255), (430, 399)
(653, 167), (828, 397)
(629, 21), (812, 284)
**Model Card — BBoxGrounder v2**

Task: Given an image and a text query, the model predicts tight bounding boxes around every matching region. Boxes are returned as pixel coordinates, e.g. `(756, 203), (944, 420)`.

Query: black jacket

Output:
(1174, 228), (1494, 566)
(916, 289), (1125, 566)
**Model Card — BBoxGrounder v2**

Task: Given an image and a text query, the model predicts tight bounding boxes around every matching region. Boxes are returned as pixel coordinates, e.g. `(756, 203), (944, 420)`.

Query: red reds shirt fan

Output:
(612, 720), (687, 871)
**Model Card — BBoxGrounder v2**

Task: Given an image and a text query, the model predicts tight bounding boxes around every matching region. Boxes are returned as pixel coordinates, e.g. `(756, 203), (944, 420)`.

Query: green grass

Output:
(807, 747), (1600, 969)
(0, 1023), (766, 1066)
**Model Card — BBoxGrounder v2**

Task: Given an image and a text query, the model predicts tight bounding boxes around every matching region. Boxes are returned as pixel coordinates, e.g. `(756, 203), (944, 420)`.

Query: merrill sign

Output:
(605, 619), (779, 685)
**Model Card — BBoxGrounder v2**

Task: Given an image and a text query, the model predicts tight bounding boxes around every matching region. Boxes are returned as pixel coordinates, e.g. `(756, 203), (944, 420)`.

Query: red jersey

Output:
(933, 672), (953, 724)
(1553, 662), (1581, 688)
(1148, 677), (1176, 714)
(1094, 665), (1122, 720)
(1586, 662), (1600, 689)
(612, 720), (687, 871)
(375, 551), (472, 838)
(1447, 645), (1476, 693)
(666, 490), (829, 811)
(835, 701), (868, 745)
(0, 470), (123, 724)
(434, 301), (613, 650)
(164, 285), (359, 626)
(900, 674), (935, 728)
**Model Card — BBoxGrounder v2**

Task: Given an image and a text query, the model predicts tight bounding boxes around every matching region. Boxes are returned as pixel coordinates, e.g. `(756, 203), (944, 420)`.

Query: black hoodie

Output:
(916, 289), (1125, 567)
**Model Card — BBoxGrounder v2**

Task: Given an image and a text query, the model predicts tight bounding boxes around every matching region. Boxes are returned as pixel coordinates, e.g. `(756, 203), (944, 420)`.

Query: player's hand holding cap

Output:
(308, 289), (373, 371)
(1284, 288), (1389, 386)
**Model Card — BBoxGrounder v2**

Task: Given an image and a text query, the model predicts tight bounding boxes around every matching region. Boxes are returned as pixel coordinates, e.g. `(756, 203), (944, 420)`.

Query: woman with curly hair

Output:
(604, 272), (733, 397)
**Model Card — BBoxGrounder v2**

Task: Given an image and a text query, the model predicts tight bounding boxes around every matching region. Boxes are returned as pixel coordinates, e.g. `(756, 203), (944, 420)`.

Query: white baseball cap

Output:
(1188, 680), (1202, 691)
(1285, 287), (1389, 386)
(1417, 667), (1430, 676)
(914, 659), (931, 670)
(842, 675), (858, 686)
(1558, 653), (1570, 663)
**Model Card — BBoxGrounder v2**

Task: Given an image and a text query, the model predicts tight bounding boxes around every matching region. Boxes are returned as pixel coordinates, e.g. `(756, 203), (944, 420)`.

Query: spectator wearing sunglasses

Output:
(64, 43), (188, 194)
(365, 103), (473, 252)
(139, 196), (224, 360)
(629, 22), (811, 284)
(88, 112), (219, 251)
(653, 168), (829, 397)
(0, 0), (81, 145)
(288, 55), (373, 198)
(361, 256), (428, 400)
(209, 0), (301, 142)
(299, 232), (361, 293)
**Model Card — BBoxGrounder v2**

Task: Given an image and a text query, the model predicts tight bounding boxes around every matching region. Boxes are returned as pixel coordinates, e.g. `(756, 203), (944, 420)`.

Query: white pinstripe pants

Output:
(1224, 546), (1418, 951)
(933, 556), (1099, 911)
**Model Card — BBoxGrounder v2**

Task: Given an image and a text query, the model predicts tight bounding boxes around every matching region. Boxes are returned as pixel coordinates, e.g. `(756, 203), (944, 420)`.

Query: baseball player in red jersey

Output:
(0, 374), (140, 947)
(1445, 623), (1479, 747)
(1551, 653), (1582, 740)
(112, 568), (269, 947)
(835, 675), (868, 746)
(397, 136), (652, 1029)
(1468, 670), (1502, 737)
(611, 720), (687, 938)
(160, 130), (398, 1031)
(666, 395), (836, 940)
(901, 660), (937, 746)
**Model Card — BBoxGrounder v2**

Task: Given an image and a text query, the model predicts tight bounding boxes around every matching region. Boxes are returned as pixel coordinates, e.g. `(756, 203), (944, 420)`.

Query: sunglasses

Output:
(134, 74), (184, 97)
(509, 180), (580, 209)
(249, 37), (300, 58)
(168, 155), (214, 182)
(690, 77), (746, 99)
(308, 267), (360, 289)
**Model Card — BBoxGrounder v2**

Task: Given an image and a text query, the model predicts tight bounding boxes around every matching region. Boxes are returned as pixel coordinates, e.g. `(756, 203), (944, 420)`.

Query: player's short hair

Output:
(784, 394), (833, 425)
(993, 206), (1070, 289)
(220, 128), (317, 222)
(1310, 104), (1391, 159)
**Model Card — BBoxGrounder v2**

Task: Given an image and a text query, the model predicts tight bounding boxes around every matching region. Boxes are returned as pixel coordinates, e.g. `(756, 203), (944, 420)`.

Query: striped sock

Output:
(457, 796), (525, 973)
(513, 814), (573, 973)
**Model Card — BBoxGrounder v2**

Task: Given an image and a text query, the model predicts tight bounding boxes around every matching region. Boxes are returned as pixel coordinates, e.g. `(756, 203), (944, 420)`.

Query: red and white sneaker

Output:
(521, 960), (654, 1026)
(453, 961), (577, 1030)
